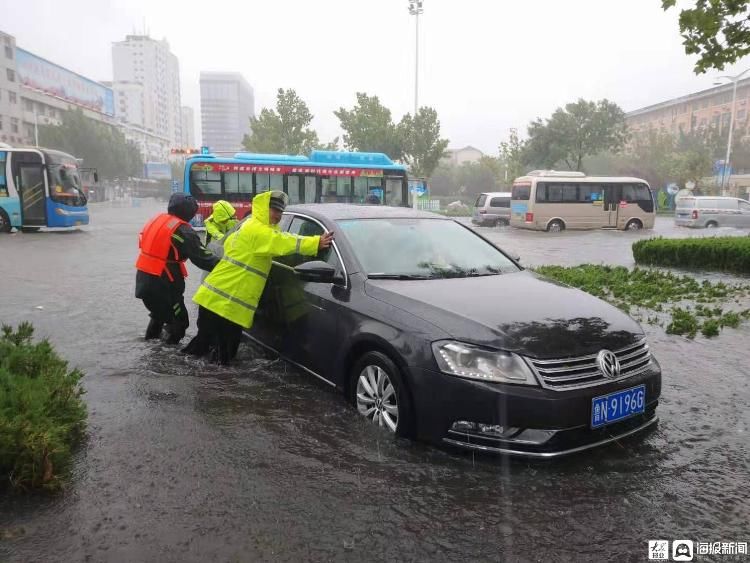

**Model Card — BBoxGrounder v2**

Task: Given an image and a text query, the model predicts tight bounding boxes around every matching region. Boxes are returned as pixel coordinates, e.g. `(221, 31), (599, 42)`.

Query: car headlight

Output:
(432, 341), (538, 385)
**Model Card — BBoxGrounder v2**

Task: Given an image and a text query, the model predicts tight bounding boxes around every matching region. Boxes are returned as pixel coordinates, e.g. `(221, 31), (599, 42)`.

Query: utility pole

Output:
(714, 68), (750, 193)
(408, 0), (424, 116)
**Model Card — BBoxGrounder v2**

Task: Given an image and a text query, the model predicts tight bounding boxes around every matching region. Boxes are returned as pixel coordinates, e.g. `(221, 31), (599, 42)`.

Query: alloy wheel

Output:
(356, 365), (399, 432)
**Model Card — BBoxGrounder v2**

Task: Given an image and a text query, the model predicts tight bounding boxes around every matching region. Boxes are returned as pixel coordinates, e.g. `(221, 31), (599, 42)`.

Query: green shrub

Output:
(632, 236), (750, 274)
(0, 322), (87, 491)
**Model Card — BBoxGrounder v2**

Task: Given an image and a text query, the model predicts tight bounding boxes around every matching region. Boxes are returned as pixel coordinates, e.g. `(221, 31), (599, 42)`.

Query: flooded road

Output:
(1, 201), (749, 562)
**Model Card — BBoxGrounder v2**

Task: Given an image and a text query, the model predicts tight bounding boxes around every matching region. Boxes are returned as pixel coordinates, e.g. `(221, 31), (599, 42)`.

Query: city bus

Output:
(509, 170), (655, 232)
(0, 147), (90, 232)
(183, 150), (410, 227)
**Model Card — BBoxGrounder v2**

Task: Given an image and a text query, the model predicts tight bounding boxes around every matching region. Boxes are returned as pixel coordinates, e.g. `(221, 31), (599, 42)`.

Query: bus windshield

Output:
(48, 164), (87, 207)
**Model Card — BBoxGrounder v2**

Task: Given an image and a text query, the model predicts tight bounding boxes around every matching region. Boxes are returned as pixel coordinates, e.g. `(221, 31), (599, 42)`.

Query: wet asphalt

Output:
(0, 200), (748, 562)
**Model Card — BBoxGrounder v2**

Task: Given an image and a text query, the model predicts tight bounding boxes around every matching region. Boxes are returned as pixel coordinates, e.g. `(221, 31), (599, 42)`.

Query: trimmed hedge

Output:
(632, 236), (750, 274)
(0, 322), (87, 491)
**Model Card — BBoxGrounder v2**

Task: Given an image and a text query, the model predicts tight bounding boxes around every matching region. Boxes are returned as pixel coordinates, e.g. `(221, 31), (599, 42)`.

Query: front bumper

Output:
(407, 363), (661, 457)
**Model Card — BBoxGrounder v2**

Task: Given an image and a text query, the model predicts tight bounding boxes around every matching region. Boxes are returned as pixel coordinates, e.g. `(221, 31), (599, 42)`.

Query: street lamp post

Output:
(408, 0), (424, 116)
(714, 68), (750, 192)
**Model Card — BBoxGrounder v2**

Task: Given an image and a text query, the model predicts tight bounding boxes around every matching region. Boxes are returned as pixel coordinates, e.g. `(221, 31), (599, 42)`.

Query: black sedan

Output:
(245, 204), (662, 458)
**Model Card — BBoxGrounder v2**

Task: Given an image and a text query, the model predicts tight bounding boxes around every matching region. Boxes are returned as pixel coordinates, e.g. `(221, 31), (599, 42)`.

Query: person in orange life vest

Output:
(135, 193), (220, 344)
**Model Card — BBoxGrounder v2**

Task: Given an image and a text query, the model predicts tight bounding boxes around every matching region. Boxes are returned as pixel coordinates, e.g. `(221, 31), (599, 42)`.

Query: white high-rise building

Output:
(200, 71), (254, 153)
(180, 106), (195, 148)
(112, 35), (182, 148)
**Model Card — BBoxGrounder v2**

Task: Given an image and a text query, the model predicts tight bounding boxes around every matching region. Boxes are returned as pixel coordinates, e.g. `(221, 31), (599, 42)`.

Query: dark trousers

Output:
(182, 306), (243, 365)
(138, 280), (189, 344)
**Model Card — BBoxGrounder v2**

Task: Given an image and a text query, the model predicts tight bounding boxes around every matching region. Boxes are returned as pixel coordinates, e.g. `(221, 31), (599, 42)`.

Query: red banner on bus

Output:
(191, 162), (383, 177)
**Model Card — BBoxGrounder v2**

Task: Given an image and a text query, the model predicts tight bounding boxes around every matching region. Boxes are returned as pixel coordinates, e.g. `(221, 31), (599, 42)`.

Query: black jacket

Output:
(135, 194), (220, 297)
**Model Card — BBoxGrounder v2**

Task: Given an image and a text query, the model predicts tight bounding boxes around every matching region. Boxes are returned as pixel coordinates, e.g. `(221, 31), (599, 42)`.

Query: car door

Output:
(270, 214), (346, 381)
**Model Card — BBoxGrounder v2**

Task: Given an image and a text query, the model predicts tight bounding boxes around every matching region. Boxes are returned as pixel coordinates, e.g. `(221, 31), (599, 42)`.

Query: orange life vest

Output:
(135, 213), (189, 281)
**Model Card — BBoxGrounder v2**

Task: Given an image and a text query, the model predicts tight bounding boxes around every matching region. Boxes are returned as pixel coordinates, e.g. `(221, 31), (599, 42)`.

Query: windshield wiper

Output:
(368, 273), (434, 280)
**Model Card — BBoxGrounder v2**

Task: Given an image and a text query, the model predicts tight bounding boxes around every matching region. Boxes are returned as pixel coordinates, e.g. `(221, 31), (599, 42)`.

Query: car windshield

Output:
(338, 218), (520, 278)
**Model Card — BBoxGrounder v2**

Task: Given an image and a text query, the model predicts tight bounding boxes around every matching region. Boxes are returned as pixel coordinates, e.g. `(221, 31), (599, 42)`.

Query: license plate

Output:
(591, 385), (645, 428)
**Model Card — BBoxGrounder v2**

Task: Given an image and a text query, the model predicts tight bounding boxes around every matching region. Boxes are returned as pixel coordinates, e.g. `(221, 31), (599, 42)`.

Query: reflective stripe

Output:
(221, 256), (268, 279)
(202, 282), (257, 311)
(172, 233), (184, 243)
(295, 237), (301, 253)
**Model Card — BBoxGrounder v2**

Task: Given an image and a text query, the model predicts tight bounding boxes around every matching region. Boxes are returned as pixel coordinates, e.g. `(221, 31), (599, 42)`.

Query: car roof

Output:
(479, 192), (512, 197)
(284, 203), (449, 221)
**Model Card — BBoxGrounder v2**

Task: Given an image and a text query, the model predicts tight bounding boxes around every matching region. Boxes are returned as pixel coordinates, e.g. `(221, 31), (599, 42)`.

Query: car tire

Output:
(547, 219), (565, 233)
(705, 221), (718, 229)
(625, 219), (643, 231)
(350, 351), (415, 438)
(0, 209), (11, 233)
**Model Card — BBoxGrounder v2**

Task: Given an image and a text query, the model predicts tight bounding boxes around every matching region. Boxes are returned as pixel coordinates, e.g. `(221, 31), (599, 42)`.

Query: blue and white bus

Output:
(183, 150), (410, 227)
(0, 147), (90, 232)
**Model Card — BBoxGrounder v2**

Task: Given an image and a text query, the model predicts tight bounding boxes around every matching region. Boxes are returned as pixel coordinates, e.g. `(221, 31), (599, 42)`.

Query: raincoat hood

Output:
(168, 193), (198, 222)
(211, 200), (236, 224)
(251, 191), (272, 227)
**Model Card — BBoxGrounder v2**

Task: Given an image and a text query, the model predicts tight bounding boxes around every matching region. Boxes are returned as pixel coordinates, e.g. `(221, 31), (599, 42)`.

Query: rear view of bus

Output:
(0, 148), (89, 232)
(510, 170), (655, 232)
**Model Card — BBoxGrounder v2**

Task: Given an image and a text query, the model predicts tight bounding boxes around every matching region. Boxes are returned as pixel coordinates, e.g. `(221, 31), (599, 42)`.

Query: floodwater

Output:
(1, 201), (748, 562)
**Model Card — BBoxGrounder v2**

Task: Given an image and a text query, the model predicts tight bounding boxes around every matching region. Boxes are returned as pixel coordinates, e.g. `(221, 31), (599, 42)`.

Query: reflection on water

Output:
(0, 203), (748, 561)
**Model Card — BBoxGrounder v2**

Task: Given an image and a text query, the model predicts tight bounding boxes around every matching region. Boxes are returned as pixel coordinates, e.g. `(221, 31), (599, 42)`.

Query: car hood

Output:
(364, 270), (644, 359)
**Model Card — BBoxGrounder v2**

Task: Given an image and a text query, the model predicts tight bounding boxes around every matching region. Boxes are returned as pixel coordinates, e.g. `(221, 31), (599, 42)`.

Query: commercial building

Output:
(626, 79), (750, 138)
(181, 106), (195, 148)
(441, 146), (484, 167)
(200, 71), (254, 153)
(112, 35), (182, 147)
(0, 30), (23, 145)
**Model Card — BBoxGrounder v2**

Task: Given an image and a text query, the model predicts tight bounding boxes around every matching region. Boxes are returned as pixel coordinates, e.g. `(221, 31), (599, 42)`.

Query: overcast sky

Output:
(3, 0), (749, 154)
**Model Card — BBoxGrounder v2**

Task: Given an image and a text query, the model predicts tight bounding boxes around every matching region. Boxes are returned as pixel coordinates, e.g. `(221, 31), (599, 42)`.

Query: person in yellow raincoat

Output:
(204, 200), (238, 244)
(183, 190), (334, 364)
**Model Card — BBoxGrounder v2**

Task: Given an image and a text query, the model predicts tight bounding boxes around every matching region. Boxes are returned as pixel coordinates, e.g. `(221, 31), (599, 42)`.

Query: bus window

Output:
(385, 177), (404, 206)
(191, 169), (221, 198)
(0, 152), (7, 197)
(304, 176), (316, 203)
(354, 177), (383, 203)
(336, 177), (352, 203)
(512, 184), (530, 200)
(287, 175), (301, 204)
(623, 183), (654, 212)
(223, 172), (253, 201)
(256, 173), (283, 194)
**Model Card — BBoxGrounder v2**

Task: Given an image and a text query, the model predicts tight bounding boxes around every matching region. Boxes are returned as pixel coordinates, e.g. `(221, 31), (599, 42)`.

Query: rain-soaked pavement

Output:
(1, 200), (749, 562)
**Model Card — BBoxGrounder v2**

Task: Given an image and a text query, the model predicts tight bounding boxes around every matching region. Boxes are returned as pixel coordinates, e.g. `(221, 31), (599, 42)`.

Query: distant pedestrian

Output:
(183, 190), (333, 364)
(135, 193), (220, 344)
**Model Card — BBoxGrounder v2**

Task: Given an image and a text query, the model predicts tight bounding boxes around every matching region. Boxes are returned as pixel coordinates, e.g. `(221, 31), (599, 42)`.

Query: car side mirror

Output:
(295, 260), (336, 283)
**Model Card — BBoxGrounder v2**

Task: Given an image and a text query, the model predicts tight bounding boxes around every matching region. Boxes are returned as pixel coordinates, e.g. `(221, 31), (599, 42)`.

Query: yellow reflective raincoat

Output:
(205, 200), (238, 243)
(193, 191), (320, 329)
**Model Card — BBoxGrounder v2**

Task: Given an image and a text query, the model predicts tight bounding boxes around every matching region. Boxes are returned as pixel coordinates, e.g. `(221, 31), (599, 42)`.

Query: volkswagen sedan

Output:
(246, 204), (662, 458)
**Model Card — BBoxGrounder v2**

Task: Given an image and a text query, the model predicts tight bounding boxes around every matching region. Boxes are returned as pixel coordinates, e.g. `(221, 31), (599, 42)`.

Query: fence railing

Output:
(416, 199), (441, 211)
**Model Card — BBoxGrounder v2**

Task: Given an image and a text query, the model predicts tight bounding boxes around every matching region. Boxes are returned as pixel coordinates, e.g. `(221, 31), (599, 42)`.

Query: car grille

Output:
(528, 339), (652, 390)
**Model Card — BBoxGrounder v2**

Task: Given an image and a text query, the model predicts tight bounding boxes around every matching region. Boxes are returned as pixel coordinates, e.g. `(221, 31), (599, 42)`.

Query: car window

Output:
(274, 216), (338, 269)
(490, 197), (510, 208)
(512, 184), (530, 200)
(717, 199), (739, 210)
(740, 201), (750, 212)
(338, 218), (519, 278)
(475, 194), (487, 207)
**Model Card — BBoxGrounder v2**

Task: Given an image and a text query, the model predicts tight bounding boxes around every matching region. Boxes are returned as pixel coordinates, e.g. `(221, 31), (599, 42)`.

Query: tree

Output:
(663, 0), (750, 73)
(242, 88), (320, 155)
(524, 99), (628, 172)
(39, 108), (143, 180)
(334, 93), (404, 159)
(498, 128), (528, 184)
(399, 107), (449, 177)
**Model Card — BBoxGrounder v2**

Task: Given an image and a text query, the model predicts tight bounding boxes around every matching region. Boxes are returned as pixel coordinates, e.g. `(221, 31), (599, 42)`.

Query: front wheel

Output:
(625, 219), (643, 231)
(705, 221), (718, 229)
(0, 209), (11, 233)
(350, 351), (414, 437)
(547, 219), (565, 233)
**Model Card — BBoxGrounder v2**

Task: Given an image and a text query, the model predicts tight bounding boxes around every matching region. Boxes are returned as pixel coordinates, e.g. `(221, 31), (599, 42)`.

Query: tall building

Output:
(112, 35), (182, 147)
(181, 106), (195, 148)
(627, 78), (750, 139)
(441, 145), (485, 167)
(200, 71), (254, 153)
(0, 31), (25, 145)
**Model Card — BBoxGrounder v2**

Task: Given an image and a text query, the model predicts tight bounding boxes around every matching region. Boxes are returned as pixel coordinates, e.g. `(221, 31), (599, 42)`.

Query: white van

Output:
(675, 196), (750, 228)
(471, 192), (512, 227)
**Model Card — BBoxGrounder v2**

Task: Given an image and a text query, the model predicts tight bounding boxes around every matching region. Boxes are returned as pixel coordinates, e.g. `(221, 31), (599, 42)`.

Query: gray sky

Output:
(4, 0), (749, 154)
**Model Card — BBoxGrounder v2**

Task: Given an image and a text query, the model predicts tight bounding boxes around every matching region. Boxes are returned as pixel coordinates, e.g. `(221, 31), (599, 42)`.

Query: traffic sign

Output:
(667, 183), (679, 195)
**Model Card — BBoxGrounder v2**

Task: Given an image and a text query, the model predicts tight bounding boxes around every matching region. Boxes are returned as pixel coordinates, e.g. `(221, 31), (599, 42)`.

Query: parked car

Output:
(675, 196), (750, 228)
(242, 204), (661, 458)
(472, 192), (512, 227)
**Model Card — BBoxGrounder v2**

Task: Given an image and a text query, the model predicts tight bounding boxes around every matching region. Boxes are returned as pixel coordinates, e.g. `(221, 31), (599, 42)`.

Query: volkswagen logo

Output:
(597, 350), (621, 379)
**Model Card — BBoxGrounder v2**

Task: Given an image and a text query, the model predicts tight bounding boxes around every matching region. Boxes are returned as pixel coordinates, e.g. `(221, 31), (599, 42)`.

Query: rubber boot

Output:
(145, 318), (163, 340)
